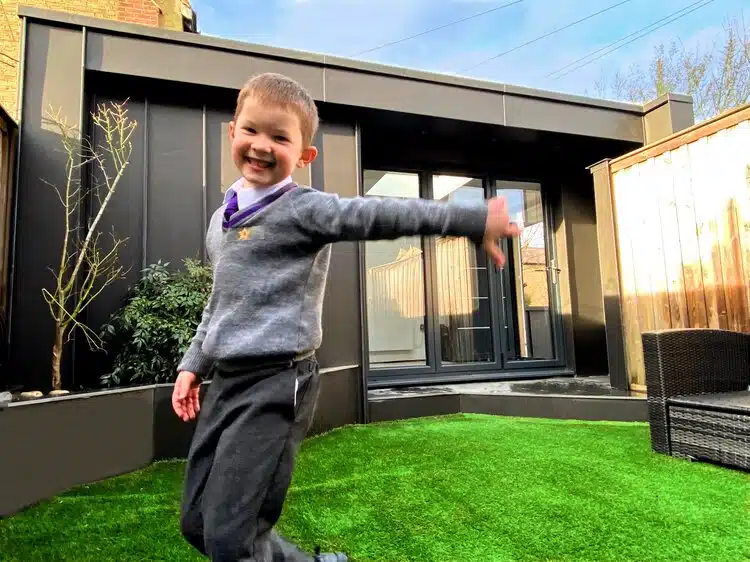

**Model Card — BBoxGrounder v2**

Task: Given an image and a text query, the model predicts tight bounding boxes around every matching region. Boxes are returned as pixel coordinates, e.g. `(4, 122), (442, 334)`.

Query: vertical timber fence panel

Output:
(609, 104), (750, 390)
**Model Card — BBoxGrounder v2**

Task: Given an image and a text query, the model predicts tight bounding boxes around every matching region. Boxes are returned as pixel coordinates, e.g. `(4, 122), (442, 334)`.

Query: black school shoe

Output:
(314, 545), (348, 561)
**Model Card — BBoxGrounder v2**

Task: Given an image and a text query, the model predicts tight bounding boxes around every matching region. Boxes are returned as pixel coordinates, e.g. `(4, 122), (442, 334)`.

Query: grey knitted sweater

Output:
(177, 183), (489, 376)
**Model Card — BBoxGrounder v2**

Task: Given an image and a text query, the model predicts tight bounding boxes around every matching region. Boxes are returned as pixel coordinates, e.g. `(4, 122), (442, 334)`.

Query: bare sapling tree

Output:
(596, 14), (749, 122)
(42, 101), (136, 392)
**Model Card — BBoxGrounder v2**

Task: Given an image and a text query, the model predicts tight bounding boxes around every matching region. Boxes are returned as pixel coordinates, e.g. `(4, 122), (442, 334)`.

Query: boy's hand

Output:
(172, 371), (201, 422)
(483, 196), (521, 267)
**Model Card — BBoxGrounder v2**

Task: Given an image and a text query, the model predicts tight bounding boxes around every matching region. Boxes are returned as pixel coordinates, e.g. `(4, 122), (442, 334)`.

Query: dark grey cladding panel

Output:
(0, 388), (154, 517)
(25, 6), (648, 144)
(504, 94), (643, 143)
(82, 30), (644, 143)
(204, 107), (237, 215)
(317, 120), (362, 370)
(9, 23), (84, 390)
(324, 68), (506, 125)
(85, 32), (326, 98)
(310, 367), (362, 435)
(145, 102), (204, 266)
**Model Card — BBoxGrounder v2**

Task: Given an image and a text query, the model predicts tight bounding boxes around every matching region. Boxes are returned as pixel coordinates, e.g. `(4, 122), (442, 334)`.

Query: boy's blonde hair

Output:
(235, 73), (319, 146)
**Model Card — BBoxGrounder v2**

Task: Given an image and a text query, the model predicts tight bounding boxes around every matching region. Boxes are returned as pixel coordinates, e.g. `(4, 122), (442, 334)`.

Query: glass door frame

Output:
(492, 179), (567, 371)
(360, 167), (438, 381)
(361, 165), (568, 386)
(425, 171), (507, 376)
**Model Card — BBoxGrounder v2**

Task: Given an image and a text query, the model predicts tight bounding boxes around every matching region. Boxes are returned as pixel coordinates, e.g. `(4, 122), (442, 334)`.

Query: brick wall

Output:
(117, 0), (159, 27)
(0, 0), (193, 118)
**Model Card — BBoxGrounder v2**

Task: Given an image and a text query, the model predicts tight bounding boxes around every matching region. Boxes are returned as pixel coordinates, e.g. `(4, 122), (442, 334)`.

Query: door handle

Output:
(547, 259), (561, 284)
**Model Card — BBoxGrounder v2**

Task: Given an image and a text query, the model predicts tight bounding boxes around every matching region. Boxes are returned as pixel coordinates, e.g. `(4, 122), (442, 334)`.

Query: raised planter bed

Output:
(0, 364), (362, 517)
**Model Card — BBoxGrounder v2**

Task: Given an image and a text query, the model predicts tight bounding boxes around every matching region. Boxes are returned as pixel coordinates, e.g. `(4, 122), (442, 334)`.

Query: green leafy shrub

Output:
(99, 258), (212, 387)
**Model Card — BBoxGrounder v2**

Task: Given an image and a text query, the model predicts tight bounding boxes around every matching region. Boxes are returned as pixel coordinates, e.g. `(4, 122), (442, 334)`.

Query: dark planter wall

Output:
(1, 367), (362, 518)
(0, 388), (155, 517)
(309, 367), (362, 435)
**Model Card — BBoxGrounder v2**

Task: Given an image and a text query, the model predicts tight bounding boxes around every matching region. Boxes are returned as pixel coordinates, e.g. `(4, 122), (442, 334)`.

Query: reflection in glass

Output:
(495, 182), (555, 360)
(364, 170), (428, 368)
(432, 176), (494, 364)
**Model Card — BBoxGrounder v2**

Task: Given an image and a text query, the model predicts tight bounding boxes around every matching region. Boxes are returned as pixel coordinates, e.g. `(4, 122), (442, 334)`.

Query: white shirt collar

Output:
(223, 176), (293, 208)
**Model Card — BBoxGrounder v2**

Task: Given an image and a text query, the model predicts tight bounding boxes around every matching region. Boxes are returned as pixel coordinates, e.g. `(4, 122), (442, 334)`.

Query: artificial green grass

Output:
(1, 414), (748, 561)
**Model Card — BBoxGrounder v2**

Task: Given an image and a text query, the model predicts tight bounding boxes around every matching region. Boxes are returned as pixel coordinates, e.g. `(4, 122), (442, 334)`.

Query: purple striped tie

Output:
(222, 182), (297, 230)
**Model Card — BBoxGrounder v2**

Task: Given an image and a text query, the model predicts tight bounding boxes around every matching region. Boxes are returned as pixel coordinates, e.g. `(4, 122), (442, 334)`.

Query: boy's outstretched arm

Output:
(482, 196), (521, 267)
(291, 191), (520, 266)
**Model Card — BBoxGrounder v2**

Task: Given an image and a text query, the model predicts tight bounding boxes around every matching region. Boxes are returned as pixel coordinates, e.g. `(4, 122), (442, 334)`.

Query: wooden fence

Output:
(607, 103), (750, 390)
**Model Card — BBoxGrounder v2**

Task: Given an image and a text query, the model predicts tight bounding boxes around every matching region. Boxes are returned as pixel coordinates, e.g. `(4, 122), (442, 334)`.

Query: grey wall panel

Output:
(9, 24), (84, 391)
(145, 103), (204, 266)
(459, 394), (648, 422)
(668, 100), (695, 136)
(324, 69), (506, 125)
(561, 180), (608, 375)
(309, 367), (361, 434)
(310, 127), (325, 190)
(86, 33), (325, 99)
(0, 388), (154, 517)
(642, 94), (695, 144)
(504, 96), (643, 143)
(317, 121), (362, 369)
(369, 394), (461, 422)
(85, 28), (648, 144)
(643, 103), (673, 145)
(204, 107), (236, 223)
(291, 162), (311, 186)
(548, 184), (577, 373)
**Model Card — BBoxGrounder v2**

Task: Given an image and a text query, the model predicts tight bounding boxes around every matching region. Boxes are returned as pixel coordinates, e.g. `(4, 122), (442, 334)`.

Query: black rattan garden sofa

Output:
(642, 328), (750, 471)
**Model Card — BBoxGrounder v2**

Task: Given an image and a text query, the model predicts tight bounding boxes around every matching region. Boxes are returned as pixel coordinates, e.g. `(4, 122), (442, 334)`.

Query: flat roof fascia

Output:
(642, 92), (693, 113)
(18, 6), (647, 143)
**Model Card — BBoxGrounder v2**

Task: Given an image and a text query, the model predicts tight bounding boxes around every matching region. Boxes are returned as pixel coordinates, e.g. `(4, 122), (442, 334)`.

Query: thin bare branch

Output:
(599, 14), (749, 121)
(42, 101), (137, 389)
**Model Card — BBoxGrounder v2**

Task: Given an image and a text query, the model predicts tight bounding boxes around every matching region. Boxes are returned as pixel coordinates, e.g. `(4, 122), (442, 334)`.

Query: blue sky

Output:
(189, 0), (748, 101)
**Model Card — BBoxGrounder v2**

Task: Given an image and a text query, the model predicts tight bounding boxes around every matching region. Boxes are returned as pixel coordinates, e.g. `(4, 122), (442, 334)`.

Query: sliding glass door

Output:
(494, 180), (563, 369)
(363, 170), (431, 372)
(363, 170), (564, 382)
(430, 175), (497, 368)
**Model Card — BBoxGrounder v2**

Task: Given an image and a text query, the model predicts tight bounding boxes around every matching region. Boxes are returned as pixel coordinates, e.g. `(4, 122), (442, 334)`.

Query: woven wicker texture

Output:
(642, 329), (750, 469)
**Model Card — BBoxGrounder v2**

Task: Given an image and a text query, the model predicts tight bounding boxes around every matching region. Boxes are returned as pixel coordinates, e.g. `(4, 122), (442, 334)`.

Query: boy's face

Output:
(229, 95), (317, 188)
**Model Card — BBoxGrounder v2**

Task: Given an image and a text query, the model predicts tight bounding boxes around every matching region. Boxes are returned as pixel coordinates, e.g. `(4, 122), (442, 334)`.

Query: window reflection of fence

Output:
(609, 104), (750, 390)
(366, 236), (479, 363)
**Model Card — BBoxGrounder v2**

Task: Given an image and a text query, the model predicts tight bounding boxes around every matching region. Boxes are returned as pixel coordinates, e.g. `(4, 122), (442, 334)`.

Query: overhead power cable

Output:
(546, 0), (716, 80)
(352, 0), (524, 58)
(460, 0), (633, 72)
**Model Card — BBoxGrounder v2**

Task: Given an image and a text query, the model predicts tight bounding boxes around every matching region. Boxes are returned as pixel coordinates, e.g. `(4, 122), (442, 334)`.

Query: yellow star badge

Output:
(237, 227), (252, 241)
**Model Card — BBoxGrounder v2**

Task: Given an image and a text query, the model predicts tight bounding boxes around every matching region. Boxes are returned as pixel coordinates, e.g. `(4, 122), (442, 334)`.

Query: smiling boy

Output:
(172, 72), (520, 562)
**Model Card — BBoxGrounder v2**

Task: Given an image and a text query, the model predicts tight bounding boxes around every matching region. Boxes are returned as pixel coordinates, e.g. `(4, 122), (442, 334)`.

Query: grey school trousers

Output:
(180, 355), (321, 561)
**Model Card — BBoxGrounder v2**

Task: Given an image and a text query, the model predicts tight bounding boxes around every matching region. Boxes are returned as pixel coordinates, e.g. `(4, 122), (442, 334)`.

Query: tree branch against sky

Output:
(190, 0), (748, 99)
(597, 14), (749, 121)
